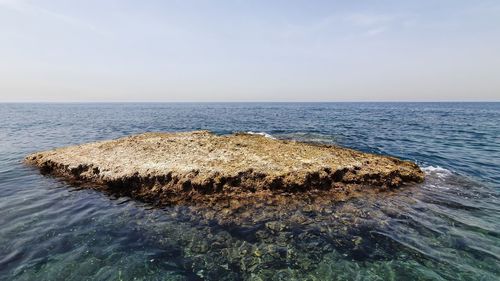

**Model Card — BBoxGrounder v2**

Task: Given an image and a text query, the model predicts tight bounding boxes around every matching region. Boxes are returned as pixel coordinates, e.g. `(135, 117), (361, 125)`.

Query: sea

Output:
(0, 102), (499, 280)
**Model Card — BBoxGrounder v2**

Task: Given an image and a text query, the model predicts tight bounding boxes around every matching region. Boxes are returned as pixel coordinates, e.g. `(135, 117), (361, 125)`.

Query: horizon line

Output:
(1, 100), (499, 104)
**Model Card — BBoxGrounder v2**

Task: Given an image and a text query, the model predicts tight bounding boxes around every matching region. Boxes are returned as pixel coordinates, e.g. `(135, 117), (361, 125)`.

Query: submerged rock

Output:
(25, 131), (423, 205)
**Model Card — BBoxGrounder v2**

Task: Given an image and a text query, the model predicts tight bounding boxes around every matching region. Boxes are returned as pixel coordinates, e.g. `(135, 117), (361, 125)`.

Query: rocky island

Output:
(25, 131), (424, 206)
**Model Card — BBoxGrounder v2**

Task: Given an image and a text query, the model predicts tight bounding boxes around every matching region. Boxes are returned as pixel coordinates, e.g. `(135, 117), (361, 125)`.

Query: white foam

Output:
(422, 165), (452, 179)
(246, 131), (276, 139)
(279, 132), (335, 144)
(422, 165), (451, 173)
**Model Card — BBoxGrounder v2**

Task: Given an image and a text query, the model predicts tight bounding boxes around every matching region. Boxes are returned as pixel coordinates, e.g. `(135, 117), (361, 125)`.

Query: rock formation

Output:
(25, 131), (424, 205)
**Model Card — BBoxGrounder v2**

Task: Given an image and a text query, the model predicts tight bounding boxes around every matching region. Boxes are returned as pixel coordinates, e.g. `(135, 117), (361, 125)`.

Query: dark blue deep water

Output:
(0, 103), (499, 280)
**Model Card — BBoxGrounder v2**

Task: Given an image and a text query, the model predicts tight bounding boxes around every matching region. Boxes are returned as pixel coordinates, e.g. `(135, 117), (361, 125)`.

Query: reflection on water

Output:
(0, 103), (499, 280)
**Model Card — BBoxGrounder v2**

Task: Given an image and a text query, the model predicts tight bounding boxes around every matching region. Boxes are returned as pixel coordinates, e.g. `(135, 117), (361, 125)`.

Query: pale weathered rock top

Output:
(25, 131), (424, 204)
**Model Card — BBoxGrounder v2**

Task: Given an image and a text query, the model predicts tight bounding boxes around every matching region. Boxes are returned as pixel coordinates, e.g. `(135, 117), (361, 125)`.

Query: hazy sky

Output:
(1, 0), (499, 102)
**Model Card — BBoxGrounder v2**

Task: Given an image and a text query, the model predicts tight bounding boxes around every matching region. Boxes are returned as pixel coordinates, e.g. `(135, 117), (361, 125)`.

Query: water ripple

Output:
(0, 103), (499, 280)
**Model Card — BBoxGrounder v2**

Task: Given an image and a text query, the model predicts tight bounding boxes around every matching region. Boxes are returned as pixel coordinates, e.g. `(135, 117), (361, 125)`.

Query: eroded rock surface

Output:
(25, 131), (424, 205)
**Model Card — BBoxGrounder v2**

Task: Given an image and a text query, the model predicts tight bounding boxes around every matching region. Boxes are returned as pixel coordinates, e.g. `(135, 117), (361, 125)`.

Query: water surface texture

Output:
(0, 103), (499, 280)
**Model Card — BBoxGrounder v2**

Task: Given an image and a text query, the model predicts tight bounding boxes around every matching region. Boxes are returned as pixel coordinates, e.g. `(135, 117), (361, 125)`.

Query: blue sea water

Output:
(0, 102), (499, 280)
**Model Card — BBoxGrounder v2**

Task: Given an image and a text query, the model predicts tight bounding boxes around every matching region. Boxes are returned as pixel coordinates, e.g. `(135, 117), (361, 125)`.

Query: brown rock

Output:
(24, 131), (424, 205)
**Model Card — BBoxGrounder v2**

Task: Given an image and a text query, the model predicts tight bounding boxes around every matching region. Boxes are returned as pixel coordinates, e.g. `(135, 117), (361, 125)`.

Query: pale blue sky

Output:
(1, 0), (499, 101)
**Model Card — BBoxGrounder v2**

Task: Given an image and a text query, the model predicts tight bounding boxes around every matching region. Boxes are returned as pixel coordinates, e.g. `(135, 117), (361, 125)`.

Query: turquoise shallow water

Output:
(0, 102), (499, 280)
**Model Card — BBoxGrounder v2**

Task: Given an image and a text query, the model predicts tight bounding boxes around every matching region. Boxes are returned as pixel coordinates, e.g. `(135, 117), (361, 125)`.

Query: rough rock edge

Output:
(24, 131), (424, 206)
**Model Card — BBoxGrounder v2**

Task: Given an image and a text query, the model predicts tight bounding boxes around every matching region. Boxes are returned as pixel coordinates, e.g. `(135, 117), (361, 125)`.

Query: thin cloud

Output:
(0, 0), (100, 33)
(344, 13), (395, 27)
(280, 12), (402, 39)
(280, 15), (337, 39)
(365, 27), (388, 37)
(343, 13), (416, 37)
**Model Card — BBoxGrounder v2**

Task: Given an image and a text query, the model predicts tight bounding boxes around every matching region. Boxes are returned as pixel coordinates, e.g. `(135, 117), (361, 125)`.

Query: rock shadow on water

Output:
(139, 188), (433, 280)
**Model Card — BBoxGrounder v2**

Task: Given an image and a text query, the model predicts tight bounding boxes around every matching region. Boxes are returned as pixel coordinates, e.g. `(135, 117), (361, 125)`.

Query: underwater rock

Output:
(25, 131), (423, 205)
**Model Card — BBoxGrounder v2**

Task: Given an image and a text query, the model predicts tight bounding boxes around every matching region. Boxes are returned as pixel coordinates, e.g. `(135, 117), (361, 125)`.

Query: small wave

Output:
(422, 166), (452, 178)
(278, 132), (335, 144)
(421, 166), (453, 189)
(246, 131), (276, 139)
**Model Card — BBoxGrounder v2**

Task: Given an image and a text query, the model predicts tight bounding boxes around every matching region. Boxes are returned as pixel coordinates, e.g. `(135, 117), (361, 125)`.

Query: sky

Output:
(0, 0), (499, 102)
